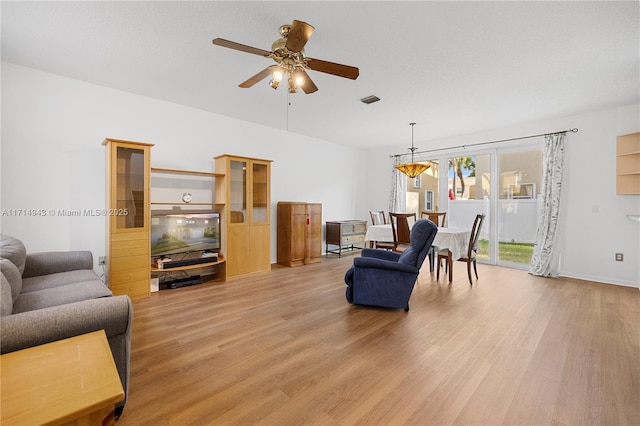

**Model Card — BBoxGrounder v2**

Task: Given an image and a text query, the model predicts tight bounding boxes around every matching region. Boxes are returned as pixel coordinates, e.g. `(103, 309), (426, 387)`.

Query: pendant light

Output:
(395, 122), (430, 178)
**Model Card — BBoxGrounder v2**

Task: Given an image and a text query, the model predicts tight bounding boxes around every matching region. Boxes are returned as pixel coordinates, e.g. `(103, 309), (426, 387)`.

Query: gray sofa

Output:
(0, 233), (133, 417)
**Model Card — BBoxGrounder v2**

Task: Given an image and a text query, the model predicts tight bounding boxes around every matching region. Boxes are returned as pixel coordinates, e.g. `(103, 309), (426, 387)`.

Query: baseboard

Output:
(559, 272), (639, 289)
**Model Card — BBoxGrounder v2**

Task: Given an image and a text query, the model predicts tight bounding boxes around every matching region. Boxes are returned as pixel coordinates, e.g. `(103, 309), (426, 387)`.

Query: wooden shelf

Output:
(151, 166), (223, 208)
(151, 167), (223, 177)
(150, 202), (225, 206)
(616, 132), (640, 195)
(151, 258), (225, 273)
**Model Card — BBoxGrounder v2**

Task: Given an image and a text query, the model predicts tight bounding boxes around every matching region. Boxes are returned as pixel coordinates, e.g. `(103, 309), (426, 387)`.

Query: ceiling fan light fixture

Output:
(213, 19), (359, 95)
(287, 75), (299, 93)
(395, 122), (430, 178)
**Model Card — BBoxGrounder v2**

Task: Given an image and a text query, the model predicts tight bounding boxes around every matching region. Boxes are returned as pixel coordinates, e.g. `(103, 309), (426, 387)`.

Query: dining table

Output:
(364, 224), (472, 268)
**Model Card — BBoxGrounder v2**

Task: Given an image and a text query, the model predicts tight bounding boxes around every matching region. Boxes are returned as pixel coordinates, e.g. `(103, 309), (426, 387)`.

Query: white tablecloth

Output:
(364, 224), (471, 261)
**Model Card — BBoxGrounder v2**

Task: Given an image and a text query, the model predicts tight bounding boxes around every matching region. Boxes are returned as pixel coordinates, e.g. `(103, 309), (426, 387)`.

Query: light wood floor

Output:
(119, 254), (640, 425)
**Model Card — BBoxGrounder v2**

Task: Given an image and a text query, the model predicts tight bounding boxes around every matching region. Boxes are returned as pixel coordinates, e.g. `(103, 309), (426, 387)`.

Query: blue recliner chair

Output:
(344, 219), (438, 311)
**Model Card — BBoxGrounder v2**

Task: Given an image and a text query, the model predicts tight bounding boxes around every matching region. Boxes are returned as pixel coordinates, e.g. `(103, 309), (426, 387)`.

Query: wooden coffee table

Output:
(1, 330), (124, 426)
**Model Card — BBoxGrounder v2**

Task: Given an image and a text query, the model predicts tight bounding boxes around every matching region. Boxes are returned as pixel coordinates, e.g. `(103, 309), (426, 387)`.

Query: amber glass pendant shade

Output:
(396, 122), (429, 178)
(395, 162), (430, 178)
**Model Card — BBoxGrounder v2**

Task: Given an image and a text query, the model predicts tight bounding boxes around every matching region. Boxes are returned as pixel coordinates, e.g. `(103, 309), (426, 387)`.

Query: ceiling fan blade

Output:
(285, 20), (315, 53)
(239, 65), (279, 88)
(306, 58), (359, 80)
(297, 69), (318, 94)
(212, 38), (271, 57)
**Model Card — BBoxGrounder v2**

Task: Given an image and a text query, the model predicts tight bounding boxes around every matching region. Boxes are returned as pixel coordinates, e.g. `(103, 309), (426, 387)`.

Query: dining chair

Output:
(421, 211), (447, 227)
(389, 212), (416, 253)
(421, 211), (447, 272)
(437, 213), (486, 284)
(369, 210), (387, 225)
(368, 210), (395, 250)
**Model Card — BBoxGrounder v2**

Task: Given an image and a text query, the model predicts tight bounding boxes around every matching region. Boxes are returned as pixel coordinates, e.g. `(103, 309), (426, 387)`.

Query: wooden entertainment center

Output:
(149, 166), (226, 287)
(104, 138), (272, 298)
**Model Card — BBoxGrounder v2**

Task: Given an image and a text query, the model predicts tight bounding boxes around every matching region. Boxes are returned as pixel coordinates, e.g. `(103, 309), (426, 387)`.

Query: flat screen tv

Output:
(150, 211), (220, 257)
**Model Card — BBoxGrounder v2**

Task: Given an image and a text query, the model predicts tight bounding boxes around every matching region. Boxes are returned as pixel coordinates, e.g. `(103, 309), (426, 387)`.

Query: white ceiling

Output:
(2, 1), (638, 149)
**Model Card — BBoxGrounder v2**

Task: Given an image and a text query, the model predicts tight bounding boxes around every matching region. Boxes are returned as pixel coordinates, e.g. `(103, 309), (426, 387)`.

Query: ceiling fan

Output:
(212, 19), (359, 94)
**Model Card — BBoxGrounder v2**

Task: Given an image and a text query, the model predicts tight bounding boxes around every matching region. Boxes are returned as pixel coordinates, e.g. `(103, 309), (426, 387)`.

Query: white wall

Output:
(365, 104), (640, 288)
(3, 63), (638, 289)
(1, 63), (367, 265)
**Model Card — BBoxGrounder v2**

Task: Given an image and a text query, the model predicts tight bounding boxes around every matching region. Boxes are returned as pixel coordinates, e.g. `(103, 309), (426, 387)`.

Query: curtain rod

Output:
(390, 128), (578, 158)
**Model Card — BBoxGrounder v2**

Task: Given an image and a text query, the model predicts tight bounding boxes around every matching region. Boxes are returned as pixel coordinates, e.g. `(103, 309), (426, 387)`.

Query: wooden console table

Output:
(326, 220), (367, 256)
(1, 330), (124, 426)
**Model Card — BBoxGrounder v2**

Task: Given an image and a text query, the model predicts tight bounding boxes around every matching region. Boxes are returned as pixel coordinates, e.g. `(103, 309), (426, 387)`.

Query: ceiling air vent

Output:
(360, 95), (381, 104)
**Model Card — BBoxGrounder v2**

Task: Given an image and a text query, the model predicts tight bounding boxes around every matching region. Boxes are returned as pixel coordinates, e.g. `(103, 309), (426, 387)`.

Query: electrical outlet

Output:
(98, 256), (106, 266)
(615, 253), (623, 262)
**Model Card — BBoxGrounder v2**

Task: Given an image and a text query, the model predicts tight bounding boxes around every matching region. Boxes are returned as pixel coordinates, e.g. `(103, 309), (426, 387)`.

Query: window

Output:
(424, 190), (433, 211)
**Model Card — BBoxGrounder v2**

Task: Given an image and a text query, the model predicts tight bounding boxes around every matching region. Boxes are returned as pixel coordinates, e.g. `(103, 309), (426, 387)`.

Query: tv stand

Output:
(157, 257), (218, 269)
(151, 254), (226, 291)
(151, 256), (225, 272)
(165, 275), (203, 289)
(149, 166), (227, 287)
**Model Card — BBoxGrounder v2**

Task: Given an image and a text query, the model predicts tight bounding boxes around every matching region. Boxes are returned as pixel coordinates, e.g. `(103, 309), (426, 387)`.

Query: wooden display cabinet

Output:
(277, 202), (322, 267)
(214, 154), (272, 280)
(103, 138), (153, 299)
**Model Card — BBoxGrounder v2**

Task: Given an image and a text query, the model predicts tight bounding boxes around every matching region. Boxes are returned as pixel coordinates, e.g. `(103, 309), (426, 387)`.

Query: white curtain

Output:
(389, 157), (406, 214)
(529, 132), (565, 277)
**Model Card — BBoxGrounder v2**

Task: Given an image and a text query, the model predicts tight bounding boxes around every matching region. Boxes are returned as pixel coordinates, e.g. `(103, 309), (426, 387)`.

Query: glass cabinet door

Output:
(115, 146), (146, 229)
(229, 159), (247, 224)
(252, 162), (268, 224)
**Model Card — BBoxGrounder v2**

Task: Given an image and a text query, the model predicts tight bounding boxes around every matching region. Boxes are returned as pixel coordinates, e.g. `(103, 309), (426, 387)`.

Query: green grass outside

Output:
(151, 236), (189, 255)
(477, 240), (534, 264)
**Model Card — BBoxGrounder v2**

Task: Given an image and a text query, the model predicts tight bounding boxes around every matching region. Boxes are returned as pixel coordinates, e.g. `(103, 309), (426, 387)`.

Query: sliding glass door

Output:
(446, 153), (491, 261)
(403, 141), (543, 269)
(497, 148), (542, 267)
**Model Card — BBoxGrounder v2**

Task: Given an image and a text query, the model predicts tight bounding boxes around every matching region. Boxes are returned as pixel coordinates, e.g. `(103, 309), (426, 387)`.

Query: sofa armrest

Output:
(360, 248), (402, 262)
(23, 251), (93, 278)
(1, 295), (133, 408)
(0, 295), (132, 354)
(353, 256), (418, 274)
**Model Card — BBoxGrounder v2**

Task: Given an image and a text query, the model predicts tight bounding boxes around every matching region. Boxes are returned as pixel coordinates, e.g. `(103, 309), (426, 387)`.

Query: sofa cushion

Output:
(22, 270), (103, 293)
(0, 258), (22, 303)
(13, 281), (113, 314)
(0, 234), (27, 274)
(1, 272), (13, 316)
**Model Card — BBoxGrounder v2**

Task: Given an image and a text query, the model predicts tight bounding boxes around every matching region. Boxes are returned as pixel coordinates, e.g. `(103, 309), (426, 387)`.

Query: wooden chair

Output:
(437, 214), (486, 284)
(369, 210), (387, 225)
(368, 211), (394, 250)
(389, 212), (416, 253)
(421, 211), (447, 272)
(421, 211), (447, 227)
